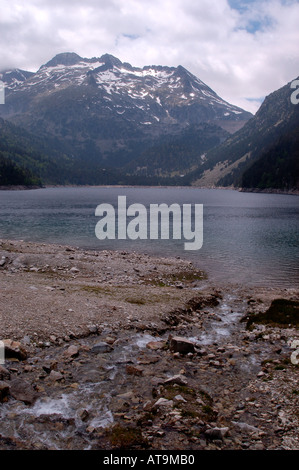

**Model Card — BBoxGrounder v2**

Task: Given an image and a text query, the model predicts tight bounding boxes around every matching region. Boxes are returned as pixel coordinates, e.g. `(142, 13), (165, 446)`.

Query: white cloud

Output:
(0, 0), (298, 113)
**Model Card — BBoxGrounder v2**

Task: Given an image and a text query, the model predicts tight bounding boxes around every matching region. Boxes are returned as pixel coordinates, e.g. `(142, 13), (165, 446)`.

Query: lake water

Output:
(0, 186), (298, 288)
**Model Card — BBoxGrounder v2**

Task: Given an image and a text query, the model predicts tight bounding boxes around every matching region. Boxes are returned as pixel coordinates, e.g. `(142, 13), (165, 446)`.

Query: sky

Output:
(1, 0), (298, 114)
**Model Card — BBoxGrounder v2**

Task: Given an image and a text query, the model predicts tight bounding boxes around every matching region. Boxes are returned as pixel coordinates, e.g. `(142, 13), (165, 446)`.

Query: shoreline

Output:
(0, 238), (298, 450)
(0, 183), (298, 196)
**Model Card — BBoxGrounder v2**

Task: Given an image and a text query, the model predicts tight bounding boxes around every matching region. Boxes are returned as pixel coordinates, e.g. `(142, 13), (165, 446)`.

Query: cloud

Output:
(0, 0), (298, 113)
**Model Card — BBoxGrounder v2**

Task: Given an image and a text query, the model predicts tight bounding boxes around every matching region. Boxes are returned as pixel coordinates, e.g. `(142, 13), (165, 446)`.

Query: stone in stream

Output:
(90, 341), (113, 354)
(9, 378), (39, 405)
(146, 341), (166, 351)
(0, 381), (10, 402)
(64, 345), (80, 359)
(169, 336), (195, 354)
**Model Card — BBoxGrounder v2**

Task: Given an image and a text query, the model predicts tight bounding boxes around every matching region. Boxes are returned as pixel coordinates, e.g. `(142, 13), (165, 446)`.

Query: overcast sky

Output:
(1, 0), (298, 113)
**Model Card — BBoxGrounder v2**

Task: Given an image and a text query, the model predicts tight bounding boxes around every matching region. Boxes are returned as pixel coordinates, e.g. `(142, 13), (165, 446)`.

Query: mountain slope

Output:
(241, 125), (299, 190)
(0, 53), (252, 176)
(191, 76), (299, 189)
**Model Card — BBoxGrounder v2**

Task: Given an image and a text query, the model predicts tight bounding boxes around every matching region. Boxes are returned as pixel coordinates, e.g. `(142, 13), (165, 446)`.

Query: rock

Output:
(90, 341), (113, 354)
(21, 335), (31, 346)
(48, 370), (64, 382)
(153, 398), (174, 409)
(205, 427), (229, 440)
(146, 341), (166, 350)
(0, 381), (10, 402)
(70, 267), (79, 273)
(65, 345), (80, 358)
(79, 409), (89, 421)
(163, 374), (188, 386)
(174, 394), (187, 403)
(232, 421), (261, 434)
(0, 365), (10, 380)
(169, 336), (195, 354)
(104, 336), (116, 345)
(3, 339), (28, 360)
(250, 442), (265, 450)
(126, 365), (143, 376)
(9, 378), (39, 405)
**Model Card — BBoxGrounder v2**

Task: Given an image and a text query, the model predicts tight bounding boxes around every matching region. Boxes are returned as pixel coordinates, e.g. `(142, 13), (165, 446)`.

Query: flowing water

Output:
(0, 186), (298, 449)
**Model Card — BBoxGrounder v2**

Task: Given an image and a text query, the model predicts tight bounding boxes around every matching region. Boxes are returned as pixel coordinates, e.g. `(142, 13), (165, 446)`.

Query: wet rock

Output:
(48, 370), (64, 382)
(65, 345), (80, 359)
(0, 257), (6, 266)
(146, 341), (166, 350)
(79, 409), (89, 422)
(3, 339), (28, 361)
(0, 365), (10, 381)
(87, 325), (98, 334)
(126, 365), (143, 376)
(90, 341), (113, 354)
(169, 336), (195, 354)
(9, 378), (39, 405)
(0, 381), (10, 402)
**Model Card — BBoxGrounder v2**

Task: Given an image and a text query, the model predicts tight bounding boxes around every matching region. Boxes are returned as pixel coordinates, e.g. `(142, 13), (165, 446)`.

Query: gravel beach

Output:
(0, 238), (298, 450)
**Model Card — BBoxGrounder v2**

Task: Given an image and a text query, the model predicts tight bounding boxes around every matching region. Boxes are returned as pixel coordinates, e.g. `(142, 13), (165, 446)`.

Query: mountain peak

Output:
(98, 54), (123, 70)
(43, 52), (83, 68)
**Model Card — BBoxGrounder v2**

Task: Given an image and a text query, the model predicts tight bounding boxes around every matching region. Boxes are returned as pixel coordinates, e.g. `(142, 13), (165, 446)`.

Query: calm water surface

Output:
(0, 186), (298, 288)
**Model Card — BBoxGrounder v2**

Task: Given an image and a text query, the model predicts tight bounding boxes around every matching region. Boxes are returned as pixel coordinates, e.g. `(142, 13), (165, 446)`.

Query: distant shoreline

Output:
(0, 183), (298, 196)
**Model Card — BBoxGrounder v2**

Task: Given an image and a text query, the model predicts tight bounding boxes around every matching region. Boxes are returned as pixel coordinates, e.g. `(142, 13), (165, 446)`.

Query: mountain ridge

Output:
(190, 76), (299, 191)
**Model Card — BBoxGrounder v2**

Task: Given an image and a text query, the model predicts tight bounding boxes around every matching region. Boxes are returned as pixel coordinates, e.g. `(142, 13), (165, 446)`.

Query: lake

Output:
(0, 186), (298, 288)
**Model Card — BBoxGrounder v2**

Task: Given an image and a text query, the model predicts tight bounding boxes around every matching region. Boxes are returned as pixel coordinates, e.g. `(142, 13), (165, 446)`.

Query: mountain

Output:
(191, 77), (299, 191)
(0, 53), (252, 180)
(0, 69), (34, 89)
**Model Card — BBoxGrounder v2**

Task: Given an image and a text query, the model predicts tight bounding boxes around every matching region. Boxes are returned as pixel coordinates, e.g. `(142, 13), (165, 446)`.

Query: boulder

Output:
(169, 336), (195, 354)
(9, 378), (39, 405)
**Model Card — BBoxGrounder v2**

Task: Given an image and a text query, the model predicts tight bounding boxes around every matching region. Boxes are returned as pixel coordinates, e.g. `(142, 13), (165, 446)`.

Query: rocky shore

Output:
(0, 239), (298, 450)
